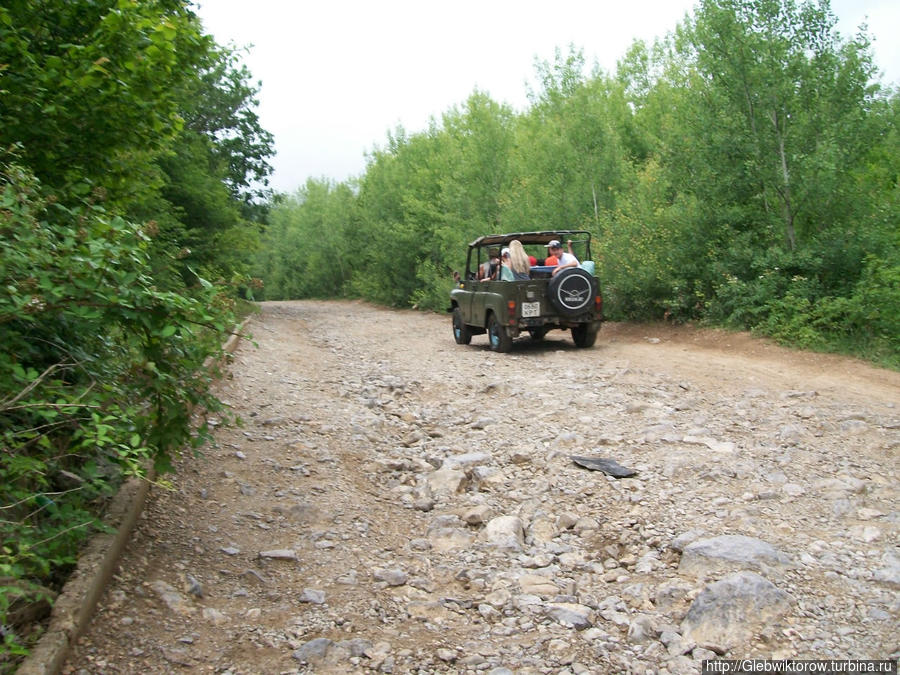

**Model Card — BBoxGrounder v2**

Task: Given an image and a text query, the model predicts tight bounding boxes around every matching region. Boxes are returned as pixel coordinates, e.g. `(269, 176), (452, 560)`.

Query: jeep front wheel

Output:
(452, 307), (471, 345)
(487, 312), (513, 353)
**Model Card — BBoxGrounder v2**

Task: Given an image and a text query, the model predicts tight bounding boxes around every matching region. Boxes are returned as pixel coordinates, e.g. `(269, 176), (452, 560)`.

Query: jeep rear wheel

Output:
(572, 323), (598, 348)
(487, 312), (513, 353)
(452, 307), (471, 345)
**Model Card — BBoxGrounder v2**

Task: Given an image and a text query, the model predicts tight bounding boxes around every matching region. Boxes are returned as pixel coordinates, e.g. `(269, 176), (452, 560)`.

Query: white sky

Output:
(194, 0), (900, 194)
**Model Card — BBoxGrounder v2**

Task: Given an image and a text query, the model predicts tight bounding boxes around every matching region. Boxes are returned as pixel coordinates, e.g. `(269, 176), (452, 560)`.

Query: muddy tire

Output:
(487, 312), (513, 353)
(452, 307), (471, 345)
(572, 323), (598, 348)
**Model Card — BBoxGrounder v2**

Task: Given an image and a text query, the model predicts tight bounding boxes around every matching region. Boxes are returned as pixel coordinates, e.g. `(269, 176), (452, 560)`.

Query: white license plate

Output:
(521, 302), (540, 318)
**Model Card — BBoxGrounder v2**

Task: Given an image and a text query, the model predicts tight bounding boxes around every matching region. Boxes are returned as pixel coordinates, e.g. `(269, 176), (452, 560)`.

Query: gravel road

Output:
(66, 300), (899, 674)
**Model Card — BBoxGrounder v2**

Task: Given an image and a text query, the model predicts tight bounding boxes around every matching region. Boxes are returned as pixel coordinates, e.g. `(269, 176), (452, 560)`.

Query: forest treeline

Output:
(258, 0), (898, 368)
(0, 1), (272, 664)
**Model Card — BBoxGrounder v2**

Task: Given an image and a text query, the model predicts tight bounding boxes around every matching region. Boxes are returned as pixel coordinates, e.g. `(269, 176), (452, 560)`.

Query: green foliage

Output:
(178, 44), (275, 206)
(0, 0), (273, 290)
(1, 0), (272, 665)
(710, 243), (899, 367)
(671, 0), (879, 252)
(0, 164), (238, 659)
(0, 0), (211, 206)
(512, 49), (632, 229)
(257, 179), (357, 300)
(599, 176), (716, 322)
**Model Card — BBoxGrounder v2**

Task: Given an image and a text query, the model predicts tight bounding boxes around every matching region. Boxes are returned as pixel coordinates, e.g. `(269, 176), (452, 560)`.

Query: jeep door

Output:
(455, 248), (478, 326)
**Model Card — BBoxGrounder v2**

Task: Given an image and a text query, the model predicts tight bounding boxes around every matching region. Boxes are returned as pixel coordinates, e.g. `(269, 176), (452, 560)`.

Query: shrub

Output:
(0, 165), (237, 661)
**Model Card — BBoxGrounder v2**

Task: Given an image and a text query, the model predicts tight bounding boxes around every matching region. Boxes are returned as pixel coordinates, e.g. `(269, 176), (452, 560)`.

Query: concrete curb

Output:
(16, 319), (252, 675)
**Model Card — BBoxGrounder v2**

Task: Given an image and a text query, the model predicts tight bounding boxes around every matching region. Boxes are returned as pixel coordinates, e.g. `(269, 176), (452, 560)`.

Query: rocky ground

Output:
(65, 300), (899, 674)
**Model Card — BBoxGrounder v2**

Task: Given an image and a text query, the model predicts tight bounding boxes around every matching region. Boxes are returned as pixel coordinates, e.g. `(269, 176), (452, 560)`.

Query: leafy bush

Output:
(707, 239), (899, 367)
(0, 165), (237, 660)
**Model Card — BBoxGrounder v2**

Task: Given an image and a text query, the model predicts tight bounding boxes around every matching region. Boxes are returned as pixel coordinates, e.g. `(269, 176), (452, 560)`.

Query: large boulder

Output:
(681, 571), (794, 652)
(679, 534), (791, 578)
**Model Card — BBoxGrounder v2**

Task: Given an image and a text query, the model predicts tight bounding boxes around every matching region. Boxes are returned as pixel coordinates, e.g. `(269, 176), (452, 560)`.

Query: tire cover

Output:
(547, 267), (594, 316)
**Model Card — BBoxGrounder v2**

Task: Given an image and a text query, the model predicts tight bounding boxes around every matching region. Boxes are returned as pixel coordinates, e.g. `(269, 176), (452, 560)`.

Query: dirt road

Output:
(66, 300), (899, 674)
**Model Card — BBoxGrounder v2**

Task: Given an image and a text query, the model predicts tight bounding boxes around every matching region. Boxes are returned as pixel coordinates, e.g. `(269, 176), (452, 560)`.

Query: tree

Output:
(682, 0), (878, 250)
(177, 44), (275, 208)
(151, 43), (275, 286)
(510, 48), (631, 231)
(0, 0), (211, 206)
(259, 178), (357, 300)
(0, 1), (274, 660)
(0, 164), (237, 659)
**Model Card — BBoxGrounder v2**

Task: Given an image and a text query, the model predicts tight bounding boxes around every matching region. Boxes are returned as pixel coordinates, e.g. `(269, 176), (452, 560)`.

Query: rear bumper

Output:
(509, 316), (602, 337)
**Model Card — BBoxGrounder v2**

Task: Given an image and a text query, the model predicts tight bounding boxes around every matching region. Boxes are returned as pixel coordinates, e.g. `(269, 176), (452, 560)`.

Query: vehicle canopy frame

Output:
(463, 230), (593, 280)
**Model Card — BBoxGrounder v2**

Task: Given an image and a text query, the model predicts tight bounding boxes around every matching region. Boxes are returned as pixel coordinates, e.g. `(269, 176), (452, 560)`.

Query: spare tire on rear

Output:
(547, 267), (595, 316)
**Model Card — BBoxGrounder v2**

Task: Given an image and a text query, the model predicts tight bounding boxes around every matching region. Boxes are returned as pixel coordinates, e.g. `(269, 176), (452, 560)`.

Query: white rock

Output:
(444, 451), (492, 469)
(782, 483), (805, 497)
(202, 607), (227, 625)
(462, 504), (492, 525)
(150, 580), (195, 616)
(518, 574), (559, 596)
(373, 568), (408, 586)
(545, 603), (594, 629)
(873, 550), (900, 587)
(482, 515), (525, 550)
(258, 549), (297, 560)
(427, 467), (468, 496)
(627, 614), (658, 644)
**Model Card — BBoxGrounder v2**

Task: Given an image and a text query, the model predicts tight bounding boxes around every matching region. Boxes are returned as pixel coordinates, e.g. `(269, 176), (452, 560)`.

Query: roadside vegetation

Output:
(0, 1), (272, 667)
(259, 0), (899, 369)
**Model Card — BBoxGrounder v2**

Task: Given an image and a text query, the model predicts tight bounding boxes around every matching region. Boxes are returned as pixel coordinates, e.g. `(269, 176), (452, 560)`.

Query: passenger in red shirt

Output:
(546, 240), (579, 276)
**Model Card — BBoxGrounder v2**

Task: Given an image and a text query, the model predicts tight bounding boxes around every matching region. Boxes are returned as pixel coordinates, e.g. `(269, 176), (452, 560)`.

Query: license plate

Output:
(521, 301), (540, 317)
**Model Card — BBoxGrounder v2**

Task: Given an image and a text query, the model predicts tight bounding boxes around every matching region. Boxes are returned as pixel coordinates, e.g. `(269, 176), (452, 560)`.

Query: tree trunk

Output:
(771, 109), (796, 251)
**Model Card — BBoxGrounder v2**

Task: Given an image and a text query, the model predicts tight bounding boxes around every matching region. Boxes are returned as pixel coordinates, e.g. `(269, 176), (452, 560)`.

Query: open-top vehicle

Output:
(449, 230), (603, 352)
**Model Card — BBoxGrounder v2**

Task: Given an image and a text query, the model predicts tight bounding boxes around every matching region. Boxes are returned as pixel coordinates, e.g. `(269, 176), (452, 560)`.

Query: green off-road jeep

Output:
(449, 230), (603, 352)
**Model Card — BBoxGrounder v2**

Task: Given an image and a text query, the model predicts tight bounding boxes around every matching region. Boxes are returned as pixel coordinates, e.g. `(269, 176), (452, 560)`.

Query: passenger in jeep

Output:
(503, 240), (531, 281)
(546, 240), (578, 276)
(540, 252), (558, 267)
(477, 248), (500, 281)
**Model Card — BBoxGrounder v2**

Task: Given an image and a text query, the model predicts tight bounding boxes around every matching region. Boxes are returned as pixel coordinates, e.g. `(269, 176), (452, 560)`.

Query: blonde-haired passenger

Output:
(500, 240), (531, 281)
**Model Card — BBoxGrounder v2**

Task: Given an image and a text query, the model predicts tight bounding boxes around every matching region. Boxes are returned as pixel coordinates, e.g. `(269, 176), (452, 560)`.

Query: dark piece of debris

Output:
(570, 455), (637, 478)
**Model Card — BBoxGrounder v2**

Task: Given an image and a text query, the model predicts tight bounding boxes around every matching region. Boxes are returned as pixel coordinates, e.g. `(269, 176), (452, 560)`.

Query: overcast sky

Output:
(194, 0), (899, 194)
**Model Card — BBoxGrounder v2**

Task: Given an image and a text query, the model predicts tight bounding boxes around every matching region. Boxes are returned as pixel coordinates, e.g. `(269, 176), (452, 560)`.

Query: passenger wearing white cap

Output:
(498, 247), (513, 280)
(545, 239), (578, 276)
